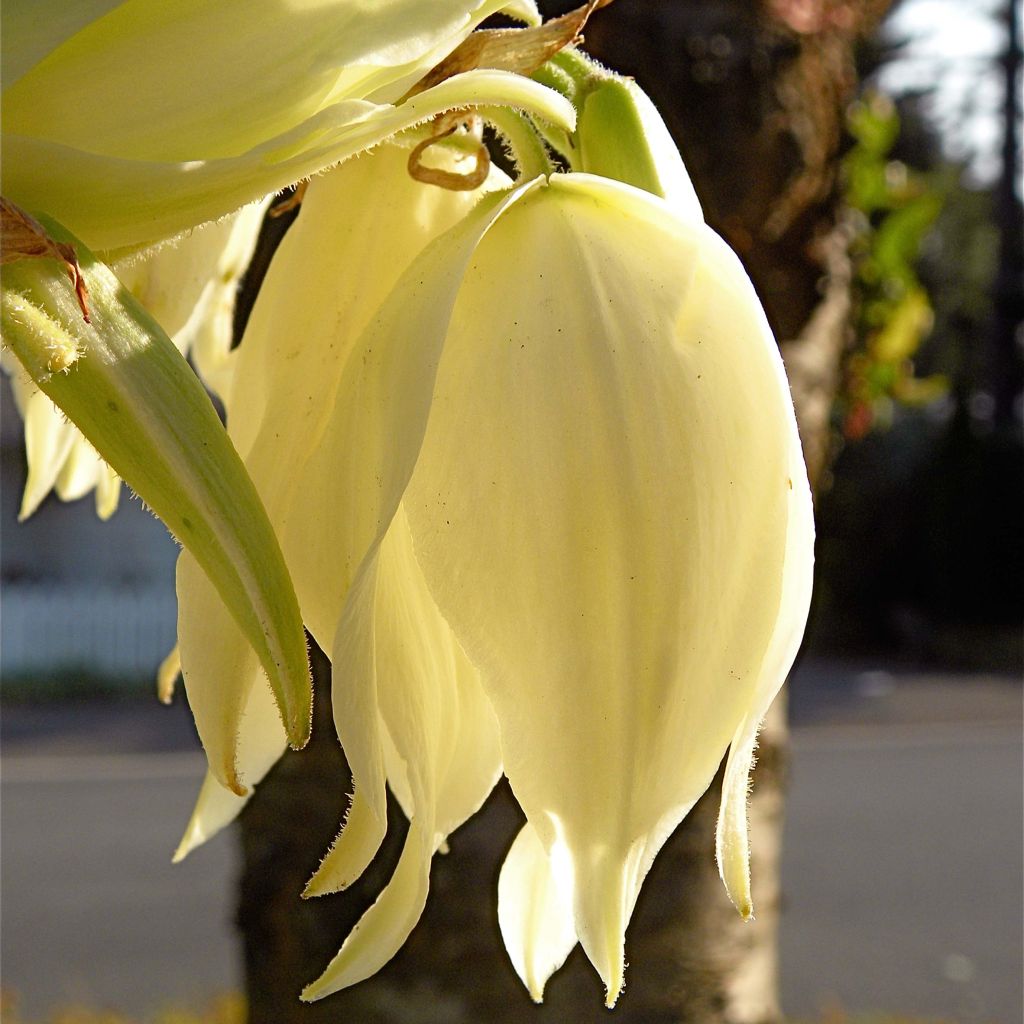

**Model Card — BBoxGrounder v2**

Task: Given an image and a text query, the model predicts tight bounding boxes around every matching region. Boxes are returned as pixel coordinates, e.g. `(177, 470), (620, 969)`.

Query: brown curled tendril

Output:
(407, 113), (490, 192)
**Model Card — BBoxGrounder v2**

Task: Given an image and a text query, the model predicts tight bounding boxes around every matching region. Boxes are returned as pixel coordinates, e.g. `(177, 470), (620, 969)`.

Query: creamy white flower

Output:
(172, 142), (510, 802)
(175, 147), (813, 1006)
(0, 0), (569, 252)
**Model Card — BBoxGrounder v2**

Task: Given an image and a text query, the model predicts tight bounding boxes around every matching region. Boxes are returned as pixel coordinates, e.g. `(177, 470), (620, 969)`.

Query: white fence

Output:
(1, 583), (177, 681)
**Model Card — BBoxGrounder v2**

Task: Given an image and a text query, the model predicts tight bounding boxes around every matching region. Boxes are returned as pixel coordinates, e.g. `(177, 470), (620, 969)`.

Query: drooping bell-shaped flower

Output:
(0, 0), (571, 252)
(172, 141), (512, 808)
(173, 134), (812, 1002)
(293, 170), (815, 1005)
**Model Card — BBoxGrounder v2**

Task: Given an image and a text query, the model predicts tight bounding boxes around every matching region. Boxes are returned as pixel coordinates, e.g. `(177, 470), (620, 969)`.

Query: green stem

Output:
(481, 107), (553, 180)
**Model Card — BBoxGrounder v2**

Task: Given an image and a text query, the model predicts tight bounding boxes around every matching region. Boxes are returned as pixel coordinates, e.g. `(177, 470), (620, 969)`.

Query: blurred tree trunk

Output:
(235, 2), (885, 1021)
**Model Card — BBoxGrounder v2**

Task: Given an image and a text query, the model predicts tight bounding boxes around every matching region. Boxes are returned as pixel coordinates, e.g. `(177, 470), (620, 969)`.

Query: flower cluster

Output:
(1, 0), (813, 1008)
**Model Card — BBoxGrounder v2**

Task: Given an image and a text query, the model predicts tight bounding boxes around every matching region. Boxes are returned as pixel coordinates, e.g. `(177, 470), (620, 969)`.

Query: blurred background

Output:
(2, 0), (1021, 1022)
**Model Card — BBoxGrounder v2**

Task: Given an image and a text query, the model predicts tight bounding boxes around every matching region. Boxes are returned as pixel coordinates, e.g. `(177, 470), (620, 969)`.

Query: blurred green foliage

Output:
(840, 92), (946, 439)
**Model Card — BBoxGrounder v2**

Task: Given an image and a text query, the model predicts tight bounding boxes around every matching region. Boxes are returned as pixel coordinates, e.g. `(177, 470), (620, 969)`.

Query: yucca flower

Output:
(174, 134), (814, 1004)
(0, 0), (566, 253)
(1, 0), (570, 516)
(3, 2), (813, 1007)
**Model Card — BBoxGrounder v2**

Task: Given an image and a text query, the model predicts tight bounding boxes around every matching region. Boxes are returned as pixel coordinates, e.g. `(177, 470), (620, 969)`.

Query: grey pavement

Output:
(2, 659), (1021, 1022)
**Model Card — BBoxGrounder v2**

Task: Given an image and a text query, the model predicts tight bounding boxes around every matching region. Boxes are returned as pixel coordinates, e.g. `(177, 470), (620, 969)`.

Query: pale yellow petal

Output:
(371, 507), (501, 833)
(93, 459), (121, 519)
(4, 0), (520, 160)
(111, 199), (268, 388)
(302, 824), (433, 1001)
(176, 552), (265, 794)
(498, 824), (577, 1002)
(304, 557), (389, 898)
(17, 384), (76, 520)
(265, 165), (527, 650)
(53, 435), (104, 503)
(3, 71), (573, 252)
(716, 426), (815, 916)
(304, 507), (500, 995)
(405, 173), (813, 997)
(308, 505), (501, 899)
(174, 660), (286, 861)
(171, 144), (509, 803)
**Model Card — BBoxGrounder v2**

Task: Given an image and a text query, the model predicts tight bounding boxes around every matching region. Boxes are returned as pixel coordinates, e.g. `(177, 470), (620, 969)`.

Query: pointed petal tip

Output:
(301, 870), (337, 900)
(170, 840), (191, 865)
(218, 757), (247, 798)
(604, 970), (624, 1009)
(156, 645), (181, 704)
(299, 969), (345, 1003)
(172, 817), (207, 864)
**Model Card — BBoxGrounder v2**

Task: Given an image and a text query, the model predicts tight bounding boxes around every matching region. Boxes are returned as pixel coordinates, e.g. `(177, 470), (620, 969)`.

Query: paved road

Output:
(2, 662), (1021, 1022)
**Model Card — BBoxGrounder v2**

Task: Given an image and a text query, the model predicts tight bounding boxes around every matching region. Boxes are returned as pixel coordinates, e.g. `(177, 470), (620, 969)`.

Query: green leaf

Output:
(1, 212), (311, 749)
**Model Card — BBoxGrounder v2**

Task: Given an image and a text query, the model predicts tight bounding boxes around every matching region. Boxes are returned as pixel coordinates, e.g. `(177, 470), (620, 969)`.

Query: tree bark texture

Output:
(236, 2), (878, 1020)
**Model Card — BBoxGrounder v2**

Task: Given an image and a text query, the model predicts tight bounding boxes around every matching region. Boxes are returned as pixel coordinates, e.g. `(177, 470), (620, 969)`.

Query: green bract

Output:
(3, 201), (267, 519)
(1, 221), (312, 751)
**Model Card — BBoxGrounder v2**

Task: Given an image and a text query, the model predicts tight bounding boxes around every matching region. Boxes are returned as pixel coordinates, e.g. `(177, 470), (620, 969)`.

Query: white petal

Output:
(308, 506), (501, 900)
(3, 71), (573, 251)
(4, 0), (520, 161)
(176, 552), (265, 794)
(305, 506), (500, 996)
(304, 556), (389, 898)
(111, 198), (268, 387)
(404, 173), (813, 997)
(302, 823), (433, 1001)
(263, 162), (528, 649)
(93, 459), (121, 520)
(716, 426), (815, 916)
(17, 384), (76, 520)
(174, 143), (506, 795)
(498, 823), (577, 1002)
(53, 434), (104, 503)
(174, 663), (286, 861)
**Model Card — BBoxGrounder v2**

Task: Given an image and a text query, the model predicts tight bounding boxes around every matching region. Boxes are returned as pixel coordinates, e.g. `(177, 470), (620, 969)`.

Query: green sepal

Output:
(577, 79), (669, 199)
(531, 48), (701, 218)
(1, 216), (312, 749)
